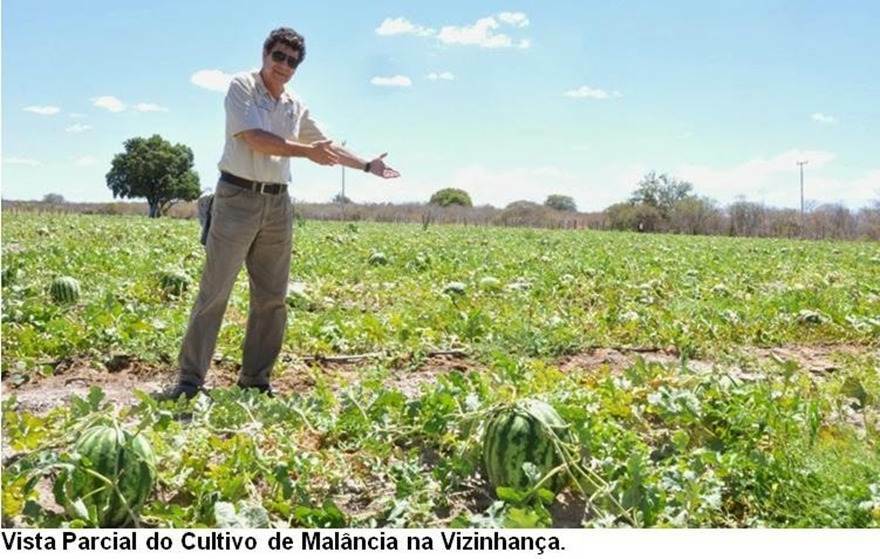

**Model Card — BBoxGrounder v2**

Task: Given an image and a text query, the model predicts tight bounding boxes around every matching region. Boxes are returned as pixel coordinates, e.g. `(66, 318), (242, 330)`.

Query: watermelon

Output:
(482, 399), (572, 494)
(55, 424), (156, 527)
(479, 276), (502, 292)
(286, 281), (316, 311)
(410, 252), (431, 271)
(2, 266), (20, 285)
(443, 281), (466, 296)
(50, 276), (80, 304)
(368, 251), (388, 265)
(159, 269), (191, 296)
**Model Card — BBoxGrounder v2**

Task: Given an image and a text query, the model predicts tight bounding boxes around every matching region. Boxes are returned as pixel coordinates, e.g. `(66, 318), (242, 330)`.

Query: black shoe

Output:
(236, 382), (274, 397)
(153, 381), (202, 401)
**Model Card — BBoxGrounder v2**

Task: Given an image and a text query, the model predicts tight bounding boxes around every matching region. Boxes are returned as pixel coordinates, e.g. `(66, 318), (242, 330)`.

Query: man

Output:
(162, 27), (399, 399)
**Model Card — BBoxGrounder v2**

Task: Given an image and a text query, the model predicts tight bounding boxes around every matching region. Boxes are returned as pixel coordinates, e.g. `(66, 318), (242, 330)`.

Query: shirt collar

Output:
(253, 70), (292, 103)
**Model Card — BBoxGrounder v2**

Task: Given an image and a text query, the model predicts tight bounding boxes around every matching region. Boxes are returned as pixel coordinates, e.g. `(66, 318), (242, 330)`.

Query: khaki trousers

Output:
(177, 178), (293, 387)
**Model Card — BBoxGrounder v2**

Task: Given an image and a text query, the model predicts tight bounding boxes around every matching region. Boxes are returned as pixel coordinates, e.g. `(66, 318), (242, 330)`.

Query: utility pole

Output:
(340, 139), (347, 222)
(796, 160), (808, 230)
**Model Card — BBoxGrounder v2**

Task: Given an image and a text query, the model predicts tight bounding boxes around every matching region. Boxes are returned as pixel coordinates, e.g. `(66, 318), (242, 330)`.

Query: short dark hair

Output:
(263, 27), (306, 64)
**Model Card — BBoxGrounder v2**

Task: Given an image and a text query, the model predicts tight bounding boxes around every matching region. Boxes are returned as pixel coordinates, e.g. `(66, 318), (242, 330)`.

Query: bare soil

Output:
(2, 344), (877, 414)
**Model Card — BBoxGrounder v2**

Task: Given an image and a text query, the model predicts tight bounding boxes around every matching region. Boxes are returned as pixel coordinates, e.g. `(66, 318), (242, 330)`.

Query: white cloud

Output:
(92, 96), (126, 112)
(427, 71), (455, 81)
(564, 86), (622, 99)
(74, 156), (97, 167)
(133, 102), (169, 112)
(377, 13), (530, 49)
(3, 156), (41, 166)
(674, 149), (840, 206)
(588, 154), (876, 210)
(438, 16), (516, 48)
(448, 164), (584, 207)
(24, 105), (61, 115)
(811, 112), (837, 124)
(375, 17), (435, 36)
(190, 69), (234, 92)
(65, 123), (93, 133)
(780, 168), (880, 208)
(498, 12), (530, 28)
(370, 75), (412, 87)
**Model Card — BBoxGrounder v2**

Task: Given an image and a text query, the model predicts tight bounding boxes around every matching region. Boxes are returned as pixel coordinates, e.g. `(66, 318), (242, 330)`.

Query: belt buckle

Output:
(255, 182), (267, 195)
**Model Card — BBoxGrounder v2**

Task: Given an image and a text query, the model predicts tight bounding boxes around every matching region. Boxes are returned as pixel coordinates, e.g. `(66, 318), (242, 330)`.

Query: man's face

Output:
(261, 42), (300, 88)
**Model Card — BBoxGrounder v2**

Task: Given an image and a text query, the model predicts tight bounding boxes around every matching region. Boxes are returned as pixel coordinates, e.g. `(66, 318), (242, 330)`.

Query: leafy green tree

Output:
(629, 171), (693, 218)
(605, 202), (663, 232)
(106, 134), (200, 218)
(544, 194), (577, 212)
(333, 193), (352, 204)
(429, 187), (473, 207)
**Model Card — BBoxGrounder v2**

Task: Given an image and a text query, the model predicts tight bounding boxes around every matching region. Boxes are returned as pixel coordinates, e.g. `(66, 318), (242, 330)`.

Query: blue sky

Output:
(2, 0), (878, 210)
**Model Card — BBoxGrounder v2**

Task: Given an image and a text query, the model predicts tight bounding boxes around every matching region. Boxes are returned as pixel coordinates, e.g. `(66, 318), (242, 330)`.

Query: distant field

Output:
(2, 213), (879, 527)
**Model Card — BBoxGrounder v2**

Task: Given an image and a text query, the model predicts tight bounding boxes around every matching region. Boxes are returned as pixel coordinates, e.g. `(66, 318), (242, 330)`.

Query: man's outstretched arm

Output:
(239, 129), (400, 178)
(238, 129), (339, 166)
(328, 144), (401, 179)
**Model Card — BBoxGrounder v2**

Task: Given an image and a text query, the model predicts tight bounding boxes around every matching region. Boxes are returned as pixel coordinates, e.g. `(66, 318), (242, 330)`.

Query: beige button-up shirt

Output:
(217, 70), (327, 184)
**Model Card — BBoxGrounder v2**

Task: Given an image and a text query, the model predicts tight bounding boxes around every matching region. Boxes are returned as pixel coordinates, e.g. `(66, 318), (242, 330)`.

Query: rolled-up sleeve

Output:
(226, 77), (261, 137)
(297, 108), (328, 144)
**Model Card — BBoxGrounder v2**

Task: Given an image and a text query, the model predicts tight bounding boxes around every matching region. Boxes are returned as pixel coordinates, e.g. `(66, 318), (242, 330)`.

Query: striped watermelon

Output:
(50, 276), (80, 304)
(55, 424), (156, 527)
(443, 281), (467, 296)
(159, 269), (191, 296)
(368, 251), (388, 265)
(482, 399), (572, 494)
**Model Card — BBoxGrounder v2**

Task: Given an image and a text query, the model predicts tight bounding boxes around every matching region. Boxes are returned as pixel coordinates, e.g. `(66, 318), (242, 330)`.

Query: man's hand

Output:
(307, 140), (340, 166)
(368, 153), (400, 179)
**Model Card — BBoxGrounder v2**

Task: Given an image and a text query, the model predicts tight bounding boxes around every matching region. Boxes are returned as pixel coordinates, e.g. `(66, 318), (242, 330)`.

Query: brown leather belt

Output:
(219, 171), (288, 195)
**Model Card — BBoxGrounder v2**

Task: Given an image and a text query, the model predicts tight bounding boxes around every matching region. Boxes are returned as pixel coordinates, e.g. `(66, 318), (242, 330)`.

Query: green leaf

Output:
(672, 430), (690, 451)
(495, 486), (527, 504)
(87, 386), (106, 410)
(293, 499), (347, 528)
(503, 507), (542, 528)
(68, 498), (90, 521)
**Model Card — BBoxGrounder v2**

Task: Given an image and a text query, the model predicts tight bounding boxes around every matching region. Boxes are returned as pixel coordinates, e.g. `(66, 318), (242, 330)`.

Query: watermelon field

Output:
(2, 211), (879, 528)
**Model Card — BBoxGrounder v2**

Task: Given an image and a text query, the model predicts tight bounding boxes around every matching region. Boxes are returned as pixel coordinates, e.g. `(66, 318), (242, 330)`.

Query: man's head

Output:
(261, 27), (306, 90)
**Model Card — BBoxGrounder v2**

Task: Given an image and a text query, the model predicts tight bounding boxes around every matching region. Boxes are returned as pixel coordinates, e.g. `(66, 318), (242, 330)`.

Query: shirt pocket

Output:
(283, 106), (299, 140)
(254, 99), (274, 128)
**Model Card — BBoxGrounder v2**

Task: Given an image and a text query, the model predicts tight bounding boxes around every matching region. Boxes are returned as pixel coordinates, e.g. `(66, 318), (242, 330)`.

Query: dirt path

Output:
(2, 344), (877, 413)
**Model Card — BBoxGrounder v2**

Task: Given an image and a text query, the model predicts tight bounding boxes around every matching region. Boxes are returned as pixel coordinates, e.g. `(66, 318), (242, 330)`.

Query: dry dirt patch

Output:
(3, 344), (876, 413)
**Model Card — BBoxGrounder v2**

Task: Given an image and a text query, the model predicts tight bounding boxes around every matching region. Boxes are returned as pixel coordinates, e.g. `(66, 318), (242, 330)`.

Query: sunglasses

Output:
(270, 50), (300, 69)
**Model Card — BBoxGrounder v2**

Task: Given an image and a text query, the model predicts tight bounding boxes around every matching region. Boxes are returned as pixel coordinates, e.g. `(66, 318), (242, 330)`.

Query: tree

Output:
(544, 194), (577, 212)
(42, 193), (66, 204)
(429, 187), (472, 207)
(333, 193), (352, 204)
(668, 196), (719, 235)
(727, 198), (766, 237)
(629, 171), (694, 218)
(493, 200), (553, 227)
(605, 202), (663, 232)
(106, 134), (200, 218)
